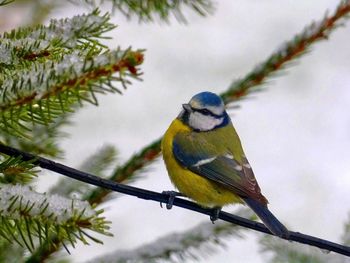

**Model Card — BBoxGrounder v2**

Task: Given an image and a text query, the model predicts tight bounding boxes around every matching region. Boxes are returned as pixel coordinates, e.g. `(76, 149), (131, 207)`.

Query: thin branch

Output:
(0, 144), (349, 257)
(220, 0), (350, 103)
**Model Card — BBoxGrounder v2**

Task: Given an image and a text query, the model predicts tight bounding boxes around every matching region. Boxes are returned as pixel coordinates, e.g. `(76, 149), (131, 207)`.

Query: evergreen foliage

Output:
(51, 144), (118, 198)
(260, 235), (350, 263)
(0, 155), (38, 184)
(89, 209), (255, 263)
(1, 113), (71, 157)
(0, 0), (350, 262)
(0, 184), (111, 253)
(0, 8), (143, 138)
(0, 2), (142, 260)
(0, 0), (12, 6)
(82, 0), (214, 23)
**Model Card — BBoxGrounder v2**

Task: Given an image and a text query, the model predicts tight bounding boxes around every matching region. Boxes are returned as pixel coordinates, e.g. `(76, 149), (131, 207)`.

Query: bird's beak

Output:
(182, 103), (192, 112)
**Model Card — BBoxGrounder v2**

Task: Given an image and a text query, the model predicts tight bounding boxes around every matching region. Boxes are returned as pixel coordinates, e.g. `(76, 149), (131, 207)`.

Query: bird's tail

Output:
(243, 197), (289, 238)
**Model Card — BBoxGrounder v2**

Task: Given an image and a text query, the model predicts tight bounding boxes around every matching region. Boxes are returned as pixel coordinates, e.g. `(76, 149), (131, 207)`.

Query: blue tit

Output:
(161, 91), (289, 238)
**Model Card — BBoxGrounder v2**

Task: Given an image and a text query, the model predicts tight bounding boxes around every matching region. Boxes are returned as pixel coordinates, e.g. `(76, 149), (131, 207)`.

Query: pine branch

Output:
(220, 0), (350, 103)
(1, 112), (71, 158)
(88, 209), (255, 263)
(84, 0), (350, 207)
(50, 144), (118, 198)
(0, 183), (112, 253)
(343, 213), (350, 246)
(260, 236), (349, 263)
(79, 145), (118, 177)
(0, 155), (39, 184)
(1, 0), (62, 27)
(0, 9), (144, 137)
(0, 0), (13, 7)
(82, 0), (214, 23)
(87, 139), (161, 204)
(0, 47), (144, 136)
(1, 144), (350, 257)
(24, 0), (61, 27)
(2, 1), (349, 261)
(27, 144), (118, 261)
(0, 240), (25, 263)
(0, 9), (115, 69)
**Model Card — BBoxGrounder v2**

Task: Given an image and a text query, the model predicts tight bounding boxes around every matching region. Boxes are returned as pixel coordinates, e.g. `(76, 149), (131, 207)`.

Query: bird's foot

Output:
(210, 207), (222, 224)
(161, 191), (185, 209)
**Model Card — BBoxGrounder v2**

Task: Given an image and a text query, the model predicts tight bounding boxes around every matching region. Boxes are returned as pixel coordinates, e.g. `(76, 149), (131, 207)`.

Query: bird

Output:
(161, 91), (289, 238)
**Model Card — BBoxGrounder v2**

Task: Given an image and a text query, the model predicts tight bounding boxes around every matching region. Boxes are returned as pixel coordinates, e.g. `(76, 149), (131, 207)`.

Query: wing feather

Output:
(173, 131), (267, 204)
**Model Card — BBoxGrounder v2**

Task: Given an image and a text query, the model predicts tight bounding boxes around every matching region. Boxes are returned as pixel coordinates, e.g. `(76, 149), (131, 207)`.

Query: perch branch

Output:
(0, 143), (349, 257)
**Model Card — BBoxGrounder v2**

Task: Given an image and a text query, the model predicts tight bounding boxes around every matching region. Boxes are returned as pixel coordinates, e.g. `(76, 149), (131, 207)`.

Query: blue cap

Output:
(190, 91), (223, 108)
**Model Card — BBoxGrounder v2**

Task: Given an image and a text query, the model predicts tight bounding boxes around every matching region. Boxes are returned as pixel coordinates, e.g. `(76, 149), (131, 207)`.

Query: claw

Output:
(210, 207), (222, 224)
(161, 191), (184, 210)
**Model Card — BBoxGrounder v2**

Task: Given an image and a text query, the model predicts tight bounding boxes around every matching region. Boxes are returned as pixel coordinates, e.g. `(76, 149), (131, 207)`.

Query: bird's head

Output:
(178, 91), (229, 131)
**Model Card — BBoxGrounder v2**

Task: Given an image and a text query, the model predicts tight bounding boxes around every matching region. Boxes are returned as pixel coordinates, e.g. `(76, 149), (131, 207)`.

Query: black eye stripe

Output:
(191, 106), (222, 118)
(197, 108), (211, 115)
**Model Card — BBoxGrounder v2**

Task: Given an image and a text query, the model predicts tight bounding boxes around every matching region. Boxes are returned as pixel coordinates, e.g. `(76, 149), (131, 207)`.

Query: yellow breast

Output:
(161, 119), (242, 207)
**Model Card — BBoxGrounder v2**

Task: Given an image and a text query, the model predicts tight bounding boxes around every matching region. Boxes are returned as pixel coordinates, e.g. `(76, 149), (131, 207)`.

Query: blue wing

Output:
(173, 132), (267, 204)
(173, 131), (290, 237)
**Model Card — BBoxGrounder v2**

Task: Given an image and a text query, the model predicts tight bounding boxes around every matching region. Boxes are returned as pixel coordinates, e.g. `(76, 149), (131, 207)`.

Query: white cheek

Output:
(189, 112), (223, 131)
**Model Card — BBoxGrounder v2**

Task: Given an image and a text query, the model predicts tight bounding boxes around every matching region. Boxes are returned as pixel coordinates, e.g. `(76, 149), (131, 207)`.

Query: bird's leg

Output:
(161, 191), (185, 209)
(210, 207), (222, 223)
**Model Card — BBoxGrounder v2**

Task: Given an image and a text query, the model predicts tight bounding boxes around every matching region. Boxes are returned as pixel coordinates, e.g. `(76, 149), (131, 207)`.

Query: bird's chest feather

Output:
(161, 119), (242, 207)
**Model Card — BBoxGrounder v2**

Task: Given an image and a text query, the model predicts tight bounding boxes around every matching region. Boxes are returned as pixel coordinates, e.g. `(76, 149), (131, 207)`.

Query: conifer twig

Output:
(0, 144), (349, 257)
(82, 0), (214, 23)
(51, 144), (118, 197)
(0, 0), (12, 7)
(343, 213), (350, 246)
(260, 235), (347, 263)
(221, 0), (350, 103)
(88, 209), (254, 263)
(87, 139), (161, 204)
(0, 183), (111, 253)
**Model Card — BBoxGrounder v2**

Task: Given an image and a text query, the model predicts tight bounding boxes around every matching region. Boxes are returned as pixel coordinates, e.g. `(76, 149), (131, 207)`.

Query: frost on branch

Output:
(221, 0), (350, 104)
(260, 235), (348, 263)
(0, 9), (115, 67)
(0, 184), (111, 252)
(89, 209), (254, 263)
(0, 8), (144, 138)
